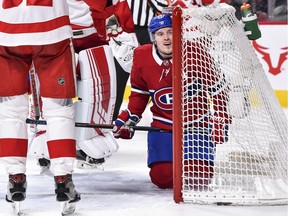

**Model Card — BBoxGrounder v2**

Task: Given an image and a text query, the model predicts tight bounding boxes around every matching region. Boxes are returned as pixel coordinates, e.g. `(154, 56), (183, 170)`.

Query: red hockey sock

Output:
(149, 162), (173, 189)
(184, 160), (214, 189)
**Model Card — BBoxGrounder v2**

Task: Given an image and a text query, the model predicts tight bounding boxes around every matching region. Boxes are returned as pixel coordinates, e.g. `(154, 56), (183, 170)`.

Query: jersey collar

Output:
(152, 45), (173, 66)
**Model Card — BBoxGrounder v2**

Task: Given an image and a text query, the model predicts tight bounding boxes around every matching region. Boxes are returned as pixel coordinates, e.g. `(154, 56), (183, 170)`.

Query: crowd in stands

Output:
(227, 0), (287, 21)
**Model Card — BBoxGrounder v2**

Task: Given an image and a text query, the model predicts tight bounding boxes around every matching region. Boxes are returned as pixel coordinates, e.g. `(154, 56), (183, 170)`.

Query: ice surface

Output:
(0, 108), (287, 216)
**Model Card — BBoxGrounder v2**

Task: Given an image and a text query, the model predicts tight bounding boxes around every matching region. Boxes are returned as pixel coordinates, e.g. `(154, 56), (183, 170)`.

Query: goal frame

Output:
(172, 6), (184, 204)
(171, 5), (288, 205)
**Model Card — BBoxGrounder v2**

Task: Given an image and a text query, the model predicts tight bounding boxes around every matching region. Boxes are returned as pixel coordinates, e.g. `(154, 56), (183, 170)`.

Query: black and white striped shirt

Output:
(127, 0), (169, 27)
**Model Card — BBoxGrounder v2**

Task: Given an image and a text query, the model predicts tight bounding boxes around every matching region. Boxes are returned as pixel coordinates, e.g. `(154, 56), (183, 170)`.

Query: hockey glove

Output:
(210, 112), (231, 145)
(112, 110), (140, 139)
(108, 32), (139, 73)
(90, 0), (135, 41)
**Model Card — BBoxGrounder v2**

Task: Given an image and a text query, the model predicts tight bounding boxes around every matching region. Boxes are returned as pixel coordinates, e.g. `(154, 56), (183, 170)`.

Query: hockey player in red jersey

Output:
(28, 0), (138, 171)
(112, 13), (231, 189)
(0, 1), (82, 214)
(113, 14), (174, 189)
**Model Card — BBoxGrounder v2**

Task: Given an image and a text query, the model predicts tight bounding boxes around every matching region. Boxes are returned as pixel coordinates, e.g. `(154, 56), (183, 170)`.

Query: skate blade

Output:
(12, 201), (24, 216)
(76, 161), (104, 171)
(60, 201), (76, 215)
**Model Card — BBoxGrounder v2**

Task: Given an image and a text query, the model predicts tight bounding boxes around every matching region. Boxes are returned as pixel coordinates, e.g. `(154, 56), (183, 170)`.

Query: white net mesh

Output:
(176, 4), (288, 205)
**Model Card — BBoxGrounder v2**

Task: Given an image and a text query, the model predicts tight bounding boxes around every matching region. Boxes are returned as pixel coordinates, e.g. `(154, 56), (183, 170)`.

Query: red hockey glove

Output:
(90, 0), (135, 41)
(210, 112), (231, 144)
(112, 110), (140, 139)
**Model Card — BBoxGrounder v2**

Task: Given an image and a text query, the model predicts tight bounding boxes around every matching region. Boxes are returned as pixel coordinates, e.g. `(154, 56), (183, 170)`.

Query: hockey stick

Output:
(25, 118), (171, 133)
(29, 63), (41, 120)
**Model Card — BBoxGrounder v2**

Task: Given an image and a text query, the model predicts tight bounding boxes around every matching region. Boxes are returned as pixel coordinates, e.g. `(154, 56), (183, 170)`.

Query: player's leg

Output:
(147, 131), (173, 189)
(75, 45), (119, 168)
(183, 131), (215, 190)
(34, 39), (80, 203)
(0, 45), (31, 204)
(0, 94), (29, 203)
(149, 162), (173, 189)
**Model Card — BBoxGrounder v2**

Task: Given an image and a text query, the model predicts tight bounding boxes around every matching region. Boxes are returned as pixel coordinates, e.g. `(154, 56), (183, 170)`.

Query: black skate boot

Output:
(76, 150), (105, 170)
(54, 174), (81, 202)
(6, 173), (27, 203)
(54, 174), (80, 215)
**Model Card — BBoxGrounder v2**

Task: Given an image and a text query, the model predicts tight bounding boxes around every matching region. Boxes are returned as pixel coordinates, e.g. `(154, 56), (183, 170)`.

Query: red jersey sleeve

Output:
(83, 0), (107, 11)
(127, 47), (151, 117)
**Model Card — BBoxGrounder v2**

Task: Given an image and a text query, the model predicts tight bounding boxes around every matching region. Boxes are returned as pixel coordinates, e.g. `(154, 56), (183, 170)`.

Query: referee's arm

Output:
(148, 0), (170, 14)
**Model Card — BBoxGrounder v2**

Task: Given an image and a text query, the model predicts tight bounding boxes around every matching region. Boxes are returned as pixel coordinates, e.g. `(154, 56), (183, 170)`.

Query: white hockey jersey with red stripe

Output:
(67, 0), (93, 30)
(0, 0), (72, 46)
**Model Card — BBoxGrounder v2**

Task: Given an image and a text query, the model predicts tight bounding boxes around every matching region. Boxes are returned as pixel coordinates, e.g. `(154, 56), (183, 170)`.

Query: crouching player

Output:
(112, 12), (231, 189)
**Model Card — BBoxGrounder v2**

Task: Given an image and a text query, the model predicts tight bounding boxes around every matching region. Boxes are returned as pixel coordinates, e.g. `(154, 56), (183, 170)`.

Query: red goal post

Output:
(172, 5), (184, 204)
(172, 4), (288, 205)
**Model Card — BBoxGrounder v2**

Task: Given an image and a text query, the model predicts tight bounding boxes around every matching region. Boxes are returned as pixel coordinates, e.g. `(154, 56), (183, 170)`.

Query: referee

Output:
(127, 0), (169, 45)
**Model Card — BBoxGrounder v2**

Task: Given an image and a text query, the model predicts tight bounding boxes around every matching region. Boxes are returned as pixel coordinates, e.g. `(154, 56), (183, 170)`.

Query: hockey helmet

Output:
(148, 14), (172, 41)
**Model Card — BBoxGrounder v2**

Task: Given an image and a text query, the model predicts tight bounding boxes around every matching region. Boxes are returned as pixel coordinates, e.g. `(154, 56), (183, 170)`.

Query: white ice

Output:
(0, 107), (287, 216)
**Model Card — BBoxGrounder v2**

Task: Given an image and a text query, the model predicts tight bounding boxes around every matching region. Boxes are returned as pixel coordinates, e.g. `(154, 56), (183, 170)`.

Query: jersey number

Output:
(3, 0), (53, 9)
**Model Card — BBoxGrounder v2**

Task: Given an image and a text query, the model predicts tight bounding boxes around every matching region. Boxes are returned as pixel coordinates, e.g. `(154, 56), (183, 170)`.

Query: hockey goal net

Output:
(172, 4), (288, 205)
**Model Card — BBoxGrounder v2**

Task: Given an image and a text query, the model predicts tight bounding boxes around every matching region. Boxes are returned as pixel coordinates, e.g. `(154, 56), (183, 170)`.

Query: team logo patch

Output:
(153, 87), (173, 111)
(58, 78), (65, 85)
(163, 60), (169, 66)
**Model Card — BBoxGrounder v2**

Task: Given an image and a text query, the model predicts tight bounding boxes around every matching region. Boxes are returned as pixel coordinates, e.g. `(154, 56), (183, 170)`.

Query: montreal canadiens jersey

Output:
(128, 43), (228, 131)
(128, 44), (173, 130)
(0, 0), (72, 46)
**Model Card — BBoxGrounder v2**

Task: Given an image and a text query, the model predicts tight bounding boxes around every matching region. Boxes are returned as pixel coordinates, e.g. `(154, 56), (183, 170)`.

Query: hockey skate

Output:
(5, 173), (27, 216)
(76, 150), (105, 170)
(54, 174), (81, 215)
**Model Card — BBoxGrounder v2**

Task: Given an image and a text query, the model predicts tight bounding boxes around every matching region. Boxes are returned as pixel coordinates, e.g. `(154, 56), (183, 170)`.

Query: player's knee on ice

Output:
(149, 162), (173, 189)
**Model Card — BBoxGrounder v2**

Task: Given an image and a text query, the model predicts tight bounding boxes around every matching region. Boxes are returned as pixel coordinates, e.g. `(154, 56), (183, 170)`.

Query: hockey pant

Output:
(147, 130), (215, 189)
(0, 94), (29, 175)
(147, 130), (215, 165)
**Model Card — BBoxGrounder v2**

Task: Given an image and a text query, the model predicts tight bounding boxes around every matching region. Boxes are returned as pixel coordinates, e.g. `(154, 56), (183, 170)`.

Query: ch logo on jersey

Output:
(153, 87), (173, 111)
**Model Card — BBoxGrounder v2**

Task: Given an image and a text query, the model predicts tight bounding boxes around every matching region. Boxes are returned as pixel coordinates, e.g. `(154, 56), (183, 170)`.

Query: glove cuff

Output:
(115, 109), (130, 126)
(129, 114), (140, 125)
(115, 109), (140, 127)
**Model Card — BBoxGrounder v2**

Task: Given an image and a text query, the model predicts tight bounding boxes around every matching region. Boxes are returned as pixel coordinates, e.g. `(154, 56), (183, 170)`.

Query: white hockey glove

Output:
(90, 0), (135, 41)
(112, 109), (140, 139)
(109, 32), (138, 73)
